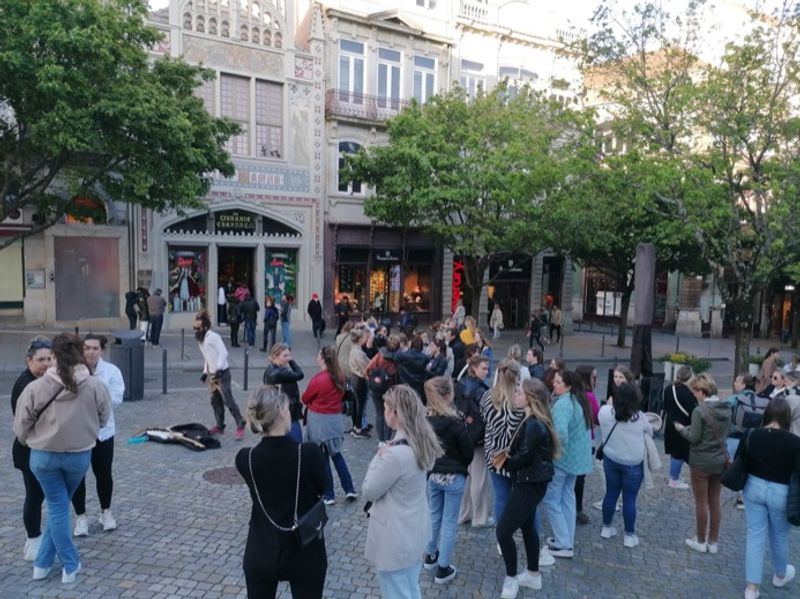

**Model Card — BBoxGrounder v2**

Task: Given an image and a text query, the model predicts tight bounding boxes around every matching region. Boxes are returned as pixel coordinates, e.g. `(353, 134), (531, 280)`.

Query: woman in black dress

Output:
(10, 336), (53, 561)
(236, 386), (328, 598)
(663, 365), (697, 489)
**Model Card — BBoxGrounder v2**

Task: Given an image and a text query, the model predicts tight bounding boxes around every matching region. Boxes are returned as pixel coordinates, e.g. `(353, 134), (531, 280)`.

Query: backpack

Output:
(367, 365), (397, 396)
(731, 391), (770, 433)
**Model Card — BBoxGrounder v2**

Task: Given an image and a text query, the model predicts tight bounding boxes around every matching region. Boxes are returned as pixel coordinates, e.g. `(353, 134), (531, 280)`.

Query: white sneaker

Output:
(685, 537), (707, 553)
(497, 543), (503, 557)
(668, 479), (690, 490)
(61, 562), (81, 584)
(623, 534), (639, 548)
(99, 509), (117, 531)
(33, 565), (51, 580)
(517, 571), (542, 590)
(539, 545), (555, 566)
(323, 498), (335, 506)
(501, 575), (519, 599)
(707, 543), (718, 554)
(592, 499), (620, 511)
(744, 587), (760, 599)
(73, 515), (88, 537)
(773, 564), (796, 587)
(24, 535), (42, 561)
(600, 526), (618, 539)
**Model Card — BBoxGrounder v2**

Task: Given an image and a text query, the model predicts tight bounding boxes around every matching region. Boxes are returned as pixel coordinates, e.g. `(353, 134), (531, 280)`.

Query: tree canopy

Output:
(345, 85), (592, 316)
(0, 0), (238, 247)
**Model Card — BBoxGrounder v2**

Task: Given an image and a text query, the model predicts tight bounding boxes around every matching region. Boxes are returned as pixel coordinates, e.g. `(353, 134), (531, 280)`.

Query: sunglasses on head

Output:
(29, 340), (52, 350)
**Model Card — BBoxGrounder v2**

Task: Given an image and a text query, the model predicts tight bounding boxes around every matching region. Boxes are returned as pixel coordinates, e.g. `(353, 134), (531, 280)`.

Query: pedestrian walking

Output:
(335, 295), (351, 336)
(227, 296), (241, 347)
(280, 294), (294, 348)
(10, 336), (53, 561)
(490, 304), (504, 339)
(235, 386), (328, 599)
(307, 293), (325, 339)
(452, 299), (466, 329)
(302, 345), (358, 505)
(423, 376), (473, 585)
(549, 305), (563, 344)
(146, 289), (167, 347)
(263, 343), (304, 443)
(239, 293), (260, 348)
(194, 312), (246, 440)
(71, 335), (124, 537)
(260, 296), (279, 352)
(362, 385), (443, 599)
(494, 378), (559, 599)
(13, 333), (110, 584)
(124, 291), (138, 330)
(675, 373), (732, 553)
(526, 312), (544, 353)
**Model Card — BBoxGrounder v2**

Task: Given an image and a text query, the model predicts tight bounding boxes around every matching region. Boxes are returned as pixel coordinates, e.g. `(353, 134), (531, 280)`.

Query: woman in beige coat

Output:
(362, 385), (443, 598)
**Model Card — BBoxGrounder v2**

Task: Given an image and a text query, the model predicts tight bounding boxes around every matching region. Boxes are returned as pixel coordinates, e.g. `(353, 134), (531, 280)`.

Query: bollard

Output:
(244, 348), (249, 391)
(601, 334), (606, 357)
(675, 336), (680, 355)
(614, 356), (619, 368)
(75, 326), (80, 336)
(181, 328), (185, 361)
(559, 331), (564, 358)
(162, 348), (168, 395)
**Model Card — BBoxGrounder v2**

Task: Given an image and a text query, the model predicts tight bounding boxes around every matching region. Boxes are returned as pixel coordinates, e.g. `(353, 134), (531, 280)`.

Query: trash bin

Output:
(110, 330), (144, 401)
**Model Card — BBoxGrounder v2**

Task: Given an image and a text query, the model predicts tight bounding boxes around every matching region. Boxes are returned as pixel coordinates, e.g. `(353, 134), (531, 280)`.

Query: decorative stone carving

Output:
(182, 36), (282, 77)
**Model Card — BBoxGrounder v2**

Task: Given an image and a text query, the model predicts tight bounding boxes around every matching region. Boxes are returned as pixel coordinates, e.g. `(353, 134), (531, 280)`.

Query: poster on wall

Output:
(168, 247), (206, 312)
(265, 248), (297, 306)
(54, 237), (119, 321)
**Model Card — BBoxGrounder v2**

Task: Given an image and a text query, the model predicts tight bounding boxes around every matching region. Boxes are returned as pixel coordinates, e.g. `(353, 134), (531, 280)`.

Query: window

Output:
(196, 76), (215, 114)
(255, 80), (282, 158)
(413, 56), (436, 104)
(339, 40), (365, 103)
(338, 141), (362, 194)
(221, 74), (250, 154)
(378, 48), (402, 108)
(459, 59), (484, 99)
(416, 0), (437, 8)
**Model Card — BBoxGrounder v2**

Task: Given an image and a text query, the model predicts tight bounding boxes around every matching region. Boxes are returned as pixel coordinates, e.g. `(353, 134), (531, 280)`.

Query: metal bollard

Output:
(614, 356), (619, 368)
(162, 348), (168, 395)
(601, 334), (606, 357)
(559, 331), (564, 357)
(181, 328), (185, 361)
(244, 348), (249, 391)
(675, 336), (680, 354)
(75, 326), (80, 336)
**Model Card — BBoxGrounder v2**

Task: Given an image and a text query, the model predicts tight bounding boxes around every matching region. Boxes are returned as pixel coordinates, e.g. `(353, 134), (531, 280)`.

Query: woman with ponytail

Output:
(363, 385), (443, 598)
(301, 345), (358, 506)
(14, 333), (110, 584)
(236, 386), (328, 598)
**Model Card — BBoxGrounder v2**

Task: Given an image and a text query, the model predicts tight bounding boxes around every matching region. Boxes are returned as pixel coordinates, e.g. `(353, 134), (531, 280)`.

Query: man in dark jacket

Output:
(448, 328), (466, 380)
(335, 296), (351, 336)
(239, 294), (259, 347)
(384, 335), (430, 402)
(307, 293), (324, 339)
(260, 296), (279, 352)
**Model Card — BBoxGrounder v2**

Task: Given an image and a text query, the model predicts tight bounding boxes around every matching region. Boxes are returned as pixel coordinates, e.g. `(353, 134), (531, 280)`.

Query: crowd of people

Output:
(9, 311), (800, 599)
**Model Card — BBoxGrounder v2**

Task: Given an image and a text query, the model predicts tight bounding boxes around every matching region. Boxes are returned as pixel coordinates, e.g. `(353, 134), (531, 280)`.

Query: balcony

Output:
(325, 89), (412, 123)
(458, 0), (491, 23)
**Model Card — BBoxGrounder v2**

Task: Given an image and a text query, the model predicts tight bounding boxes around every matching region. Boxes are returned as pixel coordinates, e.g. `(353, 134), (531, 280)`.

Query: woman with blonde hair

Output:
(675, 373), (732, 553)
(422, 377), (473, 584)
(235, 386), (328, 598)
(363, 385), (443, 598)
(263, 343), (304, 442)
(460, 316), (478, 345)
(495, 378), (560, 598)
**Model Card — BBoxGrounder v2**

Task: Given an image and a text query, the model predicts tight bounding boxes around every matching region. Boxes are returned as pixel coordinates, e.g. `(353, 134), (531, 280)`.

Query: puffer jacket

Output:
(427, 413), (474, 476)
(678, 397), (732, 475)
(505, 417), (554, 485)
(263, 361), (304, 421)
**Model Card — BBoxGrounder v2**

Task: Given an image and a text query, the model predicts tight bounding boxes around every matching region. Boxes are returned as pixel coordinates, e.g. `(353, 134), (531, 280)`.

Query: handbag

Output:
(596, 420), (619, 462)
(248, 444), (328, 549)
(490, 416), (529, 471)
(721, 430), (750, 492)
(787, 470), (800, 527)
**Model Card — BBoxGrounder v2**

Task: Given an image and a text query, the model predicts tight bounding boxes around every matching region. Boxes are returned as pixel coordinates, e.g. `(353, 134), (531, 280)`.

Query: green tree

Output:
(0, 0), (238, 248)
(345, 85), (591, 317)
(578, 1), (800, 373)
(544, 150), (707, 347)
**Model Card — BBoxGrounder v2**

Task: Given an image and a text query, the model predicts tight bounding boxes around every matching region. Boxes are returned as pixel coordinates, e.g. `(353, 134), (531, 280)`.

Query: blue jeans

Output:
(743, 475), (791, 585)
(426, 474), (467, 568)
(322, 446), (355, 500)
(376, 563), (422, 599)
(281, 321), (292, 348)
(543, 466), (577, 549)
(602, 457), (644, 534)
(670, 457), (685, 481)
(29, 449), (92, 573)
(490, 471), (539, 534)
(244, 319), (256, 346)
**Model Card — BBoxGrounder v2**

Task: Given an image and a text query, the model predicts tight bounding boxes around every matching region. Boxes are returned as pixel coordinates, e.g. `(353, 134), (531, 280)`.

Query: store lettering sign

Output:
(215, 211), (256, 233)
(374, 249), (402, 263)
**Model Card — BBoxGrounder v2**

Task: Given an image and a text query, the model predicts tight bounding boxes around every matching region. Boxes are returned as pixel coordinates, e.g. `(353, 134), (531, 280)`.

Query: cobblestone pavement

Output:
(1, 328), (798, 598)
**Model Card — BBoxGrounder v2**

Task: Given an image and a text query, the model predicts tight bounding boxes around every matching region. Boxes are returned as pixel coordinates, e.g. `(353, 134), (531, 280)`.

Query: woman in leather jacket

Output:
(493, 378), (559, 598)
(263, 343), (304, 442)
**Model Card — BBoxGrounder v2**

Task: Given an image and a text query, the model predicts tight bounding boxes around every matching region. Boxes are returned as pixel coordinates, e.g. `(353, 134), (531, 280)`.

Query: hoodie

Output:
(14, 365), (110, 452)
(678, 397), (732, 475)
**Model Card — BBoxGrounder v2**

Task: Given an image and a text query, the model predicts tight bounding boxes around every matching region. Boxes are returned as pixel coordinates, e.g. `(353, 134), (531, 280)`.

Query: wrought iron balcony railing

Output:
(325, 89), (412, 122)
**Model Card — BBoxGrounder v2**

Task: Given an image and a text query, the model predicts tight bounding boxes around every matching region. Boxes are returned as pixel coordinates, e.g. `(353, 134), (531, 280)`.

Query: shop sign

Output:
(373, 249), (402, 263)
(451, 260), (464, 314)
(215, 211), (256, 234)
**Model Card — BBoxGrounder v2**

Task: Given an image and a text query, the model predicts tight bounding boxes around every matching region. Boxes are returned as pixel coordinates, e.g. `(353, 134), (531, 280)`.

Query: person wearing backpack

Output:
(365, 335), (401, 445)
(725, 373), (767, 509)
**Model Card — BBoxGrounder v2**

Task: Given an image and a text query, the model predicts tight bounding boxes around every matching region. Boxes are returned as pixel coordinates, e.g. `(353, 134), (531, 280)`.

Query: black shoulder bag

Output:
(248, 444), (328, 549)
(721, 429), (750, 492)
(596, 420), (619, 462)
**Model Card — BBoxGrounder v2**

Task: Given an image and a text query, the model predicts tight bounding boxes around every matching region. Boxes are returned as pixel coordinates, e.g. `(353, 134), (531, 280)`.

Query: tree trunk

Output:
(461, 257), (487, 319)
(733, 301), (753, 376)
(616, 287), (633, 347)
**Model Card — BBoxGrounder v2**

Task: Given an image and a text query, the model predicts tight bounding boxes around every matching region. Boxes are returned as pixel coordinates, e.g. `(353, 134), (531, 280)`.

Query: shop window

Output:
(54, 237), (120, 320)
(195, 75), (215, 115)
(337, 141), (363, 193)
(404, 263), (432, 312)
(168, 246), (207, 312)
(265, 248), (297, 306)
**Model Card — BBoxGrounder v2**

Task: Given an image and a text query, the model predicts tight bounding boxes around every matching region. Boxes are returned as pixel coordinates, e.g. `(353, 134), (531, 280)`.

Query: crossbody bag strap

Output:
(34, 385), (64, 424)
(508, 416), (530, 450)
(600, 420), (619, 448)
(700, 407), (729, 462)
(672, 385), (689, 418)
(248, 446), (299, 532)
